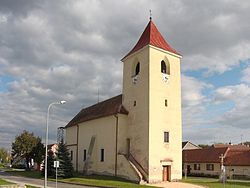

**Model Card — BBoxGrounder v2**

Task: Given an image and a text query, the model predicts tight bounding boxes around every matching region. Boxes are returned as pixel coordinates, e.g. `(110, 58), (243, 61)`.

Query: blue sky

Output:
(0, 0), (250, 149)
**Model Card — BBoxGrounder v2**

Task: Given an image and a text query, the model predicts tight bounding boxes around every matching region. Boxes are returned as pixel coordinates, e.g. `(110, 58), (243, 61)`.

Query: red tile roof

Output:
(183, 148), (228, 163)
(225, 149), (250, 166)
(65, 94), (128, 128)
(122, 20), (180, 61)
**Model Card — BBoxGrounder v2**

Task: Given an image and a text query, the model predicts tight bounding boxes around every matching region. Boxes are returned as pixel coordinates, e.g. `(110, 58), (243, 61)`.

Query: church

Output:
(65, 18), (182, 183)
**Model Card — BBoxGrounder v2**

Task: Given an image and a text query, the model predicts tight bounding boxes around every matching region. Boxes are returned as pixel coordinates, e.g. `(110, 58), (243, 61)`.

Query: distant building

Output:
(183, 144), (250, 179)
(182, 141), (201, 150)
(65, 18), (182, 183)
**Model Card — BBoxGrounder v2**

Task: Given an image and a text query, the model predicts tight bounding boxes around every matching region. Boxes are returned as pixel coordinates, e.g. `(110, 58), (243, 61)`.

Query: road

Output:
(0, 169), (97, 188)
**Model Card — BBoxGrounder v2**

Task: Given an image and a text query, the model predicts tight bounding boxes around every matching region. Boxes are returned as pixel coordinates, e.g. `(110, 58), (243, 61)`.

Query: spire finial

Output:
(149, 9), (152, 20)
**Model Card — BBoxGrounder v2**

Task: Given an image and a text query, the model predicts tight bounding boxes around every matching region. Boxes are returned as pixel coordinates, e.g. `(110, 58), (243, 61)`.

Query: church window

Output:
(100, 148), (105, 162)
(164, 132), (169, 143)
(135, 62), (140, 75)
(83, 149), (87, 161)
(161, 60), (170, 75)
(70, 150), (73, 161)
(134, 101), (136, 106)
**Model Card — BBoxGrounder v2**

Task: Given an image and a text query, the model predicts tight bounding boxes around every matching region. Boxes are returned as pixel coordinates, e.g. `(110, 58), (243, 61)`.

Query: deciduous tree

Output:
(12, 130), (43, 170)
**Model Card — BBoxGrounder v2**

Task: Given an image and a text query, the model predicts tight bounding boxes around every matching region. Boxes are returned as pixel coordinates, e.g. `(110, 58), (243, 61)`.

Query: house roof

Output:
(225, 149), (250, 166)
(65, 94), (128, 128)
(183, 147), (228, 163)
(182, 141), (201, 150)
(122, 19), (180, 61)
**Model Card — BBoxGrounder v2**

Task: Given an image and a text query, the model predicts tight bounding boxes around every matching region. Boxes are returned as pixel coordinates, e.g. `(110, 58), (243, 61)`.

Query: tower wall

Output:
(148, 46), (182, 182)
(122, 47), (150, 174)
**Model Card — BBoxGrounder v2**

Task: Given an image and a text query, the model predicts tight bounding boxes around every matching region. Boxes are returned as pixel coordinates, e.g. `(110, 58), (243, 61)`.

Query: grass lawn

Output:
(7, 170), (42, 179)
(182, 177), (250, 188)
(0, 178), (14, 185)
(25, 185), (40, 188)
(59, 175), (156, 188)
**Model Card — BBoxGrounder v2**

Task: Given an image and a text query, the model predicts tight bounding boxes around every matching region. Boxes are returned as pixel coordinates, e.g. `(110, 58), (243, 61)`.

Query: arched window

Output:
(161, 60), (170, 75)
(135, 62), (140, 75)
(161, 61), (166, 73)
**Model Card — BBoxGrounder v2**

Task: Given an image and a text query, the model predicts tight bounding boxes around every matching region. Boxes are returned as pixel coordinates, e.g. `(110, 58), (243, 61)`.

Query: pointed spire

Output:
(122, 19), (180, 61)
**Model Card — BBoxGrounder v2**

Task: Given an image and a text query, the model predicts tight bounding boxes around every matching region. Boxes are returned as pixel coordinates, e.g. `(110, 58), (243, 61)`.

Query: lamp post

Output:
(44, 101), (66, 188)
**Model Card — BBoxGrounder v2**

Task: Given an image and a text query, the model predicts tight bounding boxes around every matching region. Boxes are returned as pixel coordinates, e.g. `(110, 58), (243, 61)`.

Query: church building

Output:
(65, 18), (182, 183)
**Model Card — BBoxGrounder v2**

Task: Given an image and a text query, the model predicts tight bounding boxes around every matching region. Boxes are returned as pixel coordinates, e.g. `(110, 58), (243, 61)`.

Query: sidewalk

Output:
(149, 182), (205, 188)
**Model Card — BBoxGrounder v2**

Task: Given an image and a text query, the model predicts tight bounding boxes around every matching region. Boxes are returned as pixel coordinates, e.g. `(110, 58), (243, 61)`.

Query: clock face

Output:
(163, 74), (169, 83)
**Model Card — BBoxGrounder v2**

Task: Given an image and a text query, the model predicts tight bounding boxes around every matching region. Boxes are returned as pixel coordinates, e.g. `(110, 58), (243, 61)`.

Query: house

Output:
(65, 18), (182, 183)
(182, 141), (201, 150)
(183, 144), (250, 179)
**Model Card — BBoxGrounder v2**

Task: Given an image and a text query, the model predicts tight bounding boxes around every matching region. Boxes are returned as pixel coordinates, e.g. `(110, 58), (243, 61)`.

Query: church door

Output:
(162, 165), (171, 181)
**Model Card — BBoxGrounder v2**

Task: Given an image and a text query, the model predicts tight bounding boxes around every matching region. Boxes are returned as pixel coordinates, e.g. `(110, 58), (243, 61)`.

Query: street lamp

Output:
(44, 100), (66, 188)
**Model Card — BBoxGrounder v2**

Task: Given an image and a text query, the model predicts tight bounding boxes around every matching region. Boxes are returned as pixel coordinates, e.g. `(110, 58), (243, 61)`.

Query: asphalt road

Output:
(0, 169), (98, 188)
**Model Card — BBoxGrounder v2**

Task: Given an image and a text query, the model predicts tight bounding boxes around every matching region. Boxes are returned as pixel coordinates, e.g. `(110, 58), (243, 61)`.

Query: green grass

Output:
(6, 170), (42, 179)
(182, 177), (250, 188)
(59, 175), (156, 188)
(25, 185), (40, 188)
(0, 178), (14, 185)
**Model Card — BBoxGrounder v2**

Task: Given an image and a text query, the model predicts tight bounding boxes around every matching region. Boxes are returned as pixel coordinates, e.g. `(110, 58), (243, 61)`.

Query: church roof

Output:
(65, 94), (128, 128)
(122, 19), (180, 61)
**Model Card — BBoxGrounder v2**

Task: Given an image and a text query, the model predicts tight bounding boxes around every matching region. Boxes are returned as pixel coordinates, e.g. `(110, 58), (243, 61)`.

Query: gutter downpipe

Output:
(76, 124), (79, 172)
(114, 114), (118, 176)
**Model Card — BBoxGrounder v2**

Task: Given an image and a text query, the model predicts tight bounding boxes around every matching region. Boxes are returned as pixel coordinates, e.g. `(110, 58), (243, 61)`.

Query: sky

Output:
(0, 0), (250, 150)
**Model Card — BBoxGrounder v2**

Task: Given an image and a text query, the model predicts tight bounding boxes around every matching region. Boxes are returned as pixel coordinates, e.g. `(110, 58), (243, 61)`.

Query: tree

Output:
(31, 138), (45, 171)
(56, 142), (73, 178)
(41, 150), (55, 177)
(12, 130), (42, 170)
(243, 141), (250, 146)
(0, 148), (10, 163)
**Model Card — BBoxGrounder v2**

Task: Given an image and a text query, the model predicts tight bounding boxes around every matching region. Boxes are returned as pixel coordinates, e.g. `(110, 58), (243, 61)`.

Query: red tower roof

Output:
(122, 20), (180, 60)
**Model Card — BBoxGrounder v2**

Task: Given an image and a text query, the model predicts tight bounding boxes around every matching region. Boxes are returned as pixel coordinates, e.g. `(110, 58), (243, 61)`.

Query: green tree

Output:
(0, 148), (10, 163)
(41, 150), (55, 177)
(243, 141), (250, 146)
(31, 138), (45, 171)
(12, 130), (42, 170)
(56, 142), (73, 178)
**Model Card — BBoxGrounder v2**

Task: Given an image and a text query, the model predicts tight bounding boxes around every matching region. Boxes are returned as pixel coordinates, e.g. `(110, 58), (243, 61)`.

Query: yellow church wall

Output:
(65, 126), (78, 169)
(122, 46), (150, 174)
(148, 46), (182, 182)
(77, 116), (117, 174)
(65, 113), (140, 182)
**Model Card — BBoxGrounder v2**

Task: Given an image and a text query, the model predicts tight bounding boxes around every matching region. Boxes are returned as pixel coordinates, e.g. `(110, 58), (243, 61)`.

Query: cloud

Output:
(213, 84), (250, 129)
(0, 0), (250, 148)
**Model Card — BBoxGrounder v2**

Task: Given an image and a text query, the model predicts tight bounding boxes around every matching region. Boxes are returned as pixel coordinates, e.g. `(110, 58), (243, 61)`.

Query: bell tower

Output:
(121, 19), (182, 182)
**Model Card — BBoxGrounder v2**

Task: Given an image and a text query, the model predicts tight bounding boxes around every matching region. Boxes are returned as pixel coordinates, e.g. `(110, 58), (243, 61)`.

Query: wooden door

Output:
(162, 166), (171, 181)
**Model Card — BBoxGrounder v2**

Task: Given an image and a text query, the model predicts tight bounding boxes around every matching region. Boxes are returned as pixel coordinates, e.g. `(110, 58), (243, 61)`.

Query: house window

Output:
(194, 164), (201, 170)
(164, 132), (169, 143)
(100, 149), (104, 162)
(135, 62), (140, 75)
(206, 164), (214, 171)
(70, 150), (73, 161)
(83, 149), (87, 161)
